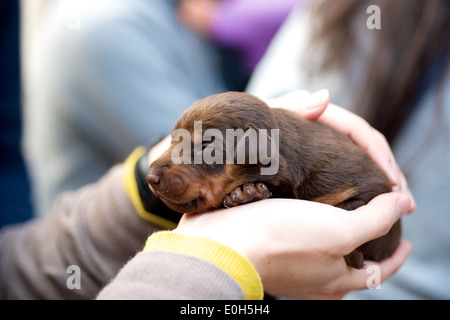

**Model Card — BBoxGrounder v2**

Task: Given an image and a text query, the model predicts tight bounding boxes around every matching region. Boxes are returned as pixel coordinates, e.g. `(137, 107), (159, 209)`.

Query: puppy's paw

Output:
(223, 182), (272, 208)
(344, 249), (365, 269)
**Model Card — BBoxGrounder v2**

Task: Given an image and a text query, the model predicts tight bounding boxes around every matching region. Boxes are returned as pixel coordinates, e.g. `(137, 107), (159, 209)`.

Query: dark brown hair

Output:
(307, 0), (450, 143)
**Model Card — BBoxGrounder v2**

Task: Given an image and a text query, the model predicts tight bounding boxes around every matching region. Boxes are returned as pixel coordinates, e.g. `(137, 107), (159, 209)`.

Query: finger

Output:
(342, 239), (412, 292)
(344, 193), (411, 250)
(392, 172), (417, 213)
(266, 90), (311, 109)
(373, 239), (412, 283)
(298, 89), (330, 120)
(266, 89), (330, 120)
(313, 239), (412, 298)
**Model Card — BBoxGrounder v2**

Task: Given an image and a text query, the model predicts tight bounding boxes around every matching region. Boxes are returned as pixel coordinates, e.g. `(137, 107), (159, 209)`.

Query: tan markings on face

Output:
(197, 164), (242, 209)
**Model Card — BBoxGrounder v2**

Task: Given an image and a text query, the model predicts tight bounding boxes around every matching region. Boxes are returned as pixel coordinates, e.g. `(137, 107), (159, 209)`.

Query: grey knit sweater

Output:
(0, 164), (261, 299)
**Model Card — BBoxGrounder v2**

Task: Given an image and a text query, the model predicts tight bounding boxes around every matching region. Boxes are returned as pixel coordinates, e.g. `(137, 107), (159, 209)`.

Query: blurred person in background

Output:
(22, 0), (294, 218)
(0, 0), (33, 229)
(177, 0), (298, 89)
(247, 0), (450, 299)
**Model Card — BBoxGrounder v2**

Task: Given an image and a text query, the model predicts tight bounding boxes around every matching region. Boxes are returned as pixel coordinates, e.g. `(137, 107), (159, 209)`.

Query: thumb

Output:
(298, 89), (330, 120)
(347, 192), (410, 248)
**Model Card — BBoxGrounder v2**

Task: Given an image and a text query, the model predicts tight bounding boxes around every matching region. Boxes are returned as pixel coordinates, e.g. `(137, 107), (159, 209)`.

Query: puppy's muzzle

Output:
(147, 166), (187, 199)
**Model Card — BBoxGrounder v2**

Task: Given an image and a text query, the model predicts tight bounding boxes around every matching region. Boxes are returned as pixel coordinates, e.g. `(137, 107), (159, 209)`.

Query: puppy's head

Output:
(147, 92), (281, 213)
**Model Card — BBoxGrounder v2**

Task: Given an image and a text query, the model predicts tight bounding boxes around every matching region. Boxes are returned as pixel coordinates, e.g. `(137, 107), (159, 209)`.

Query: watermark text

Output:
(171, 121), (279, 175)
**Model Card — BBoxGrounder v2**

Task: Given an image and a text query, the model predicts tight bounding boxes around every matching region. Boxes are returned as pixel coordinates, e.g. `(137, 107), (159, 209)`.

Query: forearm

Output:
(0, 164), (160, 299)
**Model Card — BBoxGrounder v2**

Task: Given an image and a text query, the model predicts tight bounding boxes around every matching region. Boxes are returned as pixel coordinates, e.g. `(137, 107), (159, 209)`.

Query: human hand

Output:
(267, 89), (416, 212)
(175, 192), (411, 299)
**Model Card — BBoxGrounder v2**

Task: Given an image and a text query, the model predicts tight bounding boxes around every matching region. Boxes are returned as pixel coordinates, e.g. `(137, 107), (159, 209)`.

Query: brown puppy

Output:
(147, 92), (401, 268)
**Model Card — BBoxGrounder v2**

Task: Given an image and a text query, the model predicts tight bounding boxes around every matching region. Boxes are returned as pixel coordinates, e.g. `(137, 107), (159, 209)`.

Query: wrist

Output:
(123, 147), (182, 229)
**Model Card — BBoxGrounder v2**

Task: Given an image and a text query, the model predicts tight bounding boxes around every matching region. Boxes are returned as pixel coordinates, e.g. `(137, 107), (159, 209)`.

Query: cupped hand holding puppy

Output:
(150, 89), (415, 299)
(175, 194), (411, 299)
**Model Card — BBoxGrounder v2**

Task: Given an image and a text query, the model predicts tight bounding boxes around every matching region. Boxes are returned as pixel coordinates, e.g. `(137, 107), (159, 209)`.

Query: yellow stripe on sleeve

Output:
(143, 231), (264, 300)
(122, 147), (177, 230)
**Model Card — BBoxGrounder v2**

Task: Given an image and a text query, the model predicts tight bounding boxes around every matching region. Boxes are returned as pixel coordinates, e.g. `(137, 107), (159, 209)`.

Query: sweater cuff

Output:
(143, 231), (264, 300)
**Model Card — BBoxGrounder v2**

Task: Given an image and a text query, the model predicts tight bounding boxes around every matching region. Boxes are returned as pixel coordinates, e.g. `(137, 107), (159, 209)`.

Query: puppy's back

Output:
(272, 107), (392, 208)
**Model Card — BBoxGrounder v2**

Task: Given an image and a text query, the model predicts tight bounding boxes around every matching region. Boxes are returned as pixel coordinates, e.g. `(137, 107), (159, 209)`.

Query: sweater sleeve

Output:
(0, 150), (263, 300)
(97, 232), (264, 300)
(0, 163), (162, 299)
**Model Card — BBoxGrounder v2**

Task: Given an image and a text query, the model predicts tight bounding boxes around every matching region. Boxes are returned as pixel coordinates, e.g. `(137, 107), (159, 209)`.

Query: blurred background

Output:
(0, 0), (33, 227)
(1, 0), (449, 300)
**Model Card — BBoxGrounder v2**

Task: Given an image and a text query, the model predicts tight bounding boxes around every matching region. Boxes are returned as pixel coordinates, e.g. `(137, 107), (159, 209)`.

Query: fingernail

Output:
(396, 195), (411, 219)
(304, 89), (330, 110)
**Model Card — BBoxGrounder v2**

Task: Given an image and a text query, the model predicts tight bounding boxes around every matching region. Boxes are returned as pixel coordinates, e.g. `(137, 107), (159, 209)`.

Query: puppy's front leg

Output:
(223, 183), (272, 208)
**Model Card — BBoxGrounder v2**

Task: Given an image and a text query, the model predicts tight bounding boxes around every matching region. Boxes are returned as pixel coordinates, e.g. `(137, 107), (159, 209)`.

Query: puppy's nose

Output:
(147, 165), (167, 190)
(147, 173), (161, 188)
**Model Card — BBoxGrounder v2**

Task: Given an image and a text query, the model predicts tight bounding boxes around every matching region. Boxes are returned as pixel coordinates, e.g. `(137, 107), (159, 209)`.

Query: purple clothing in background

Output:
(210, 0), (303, 72)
